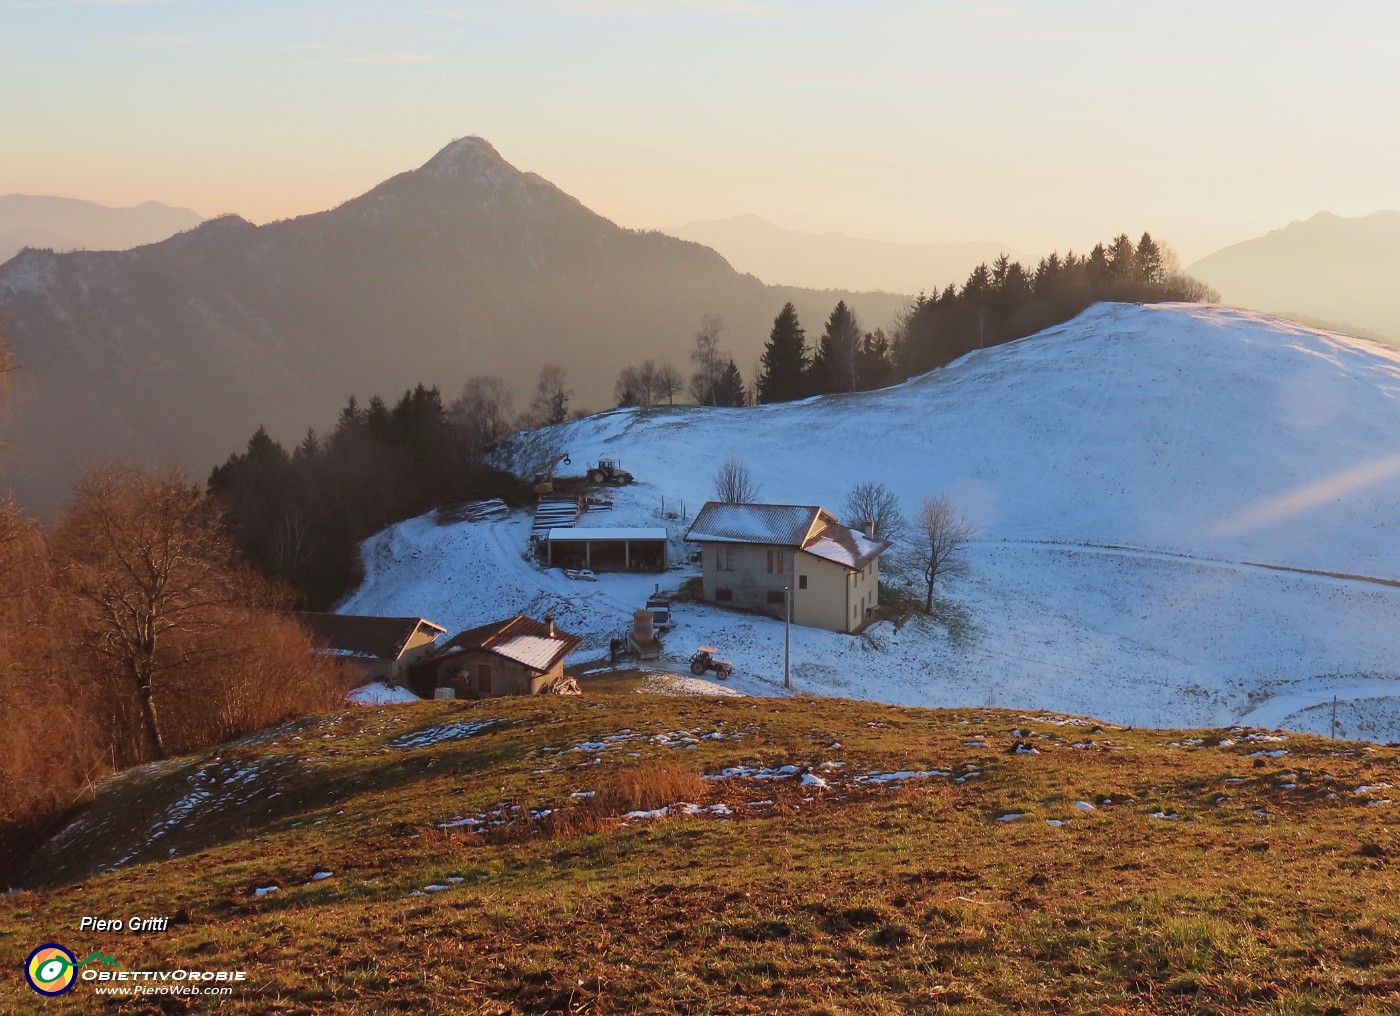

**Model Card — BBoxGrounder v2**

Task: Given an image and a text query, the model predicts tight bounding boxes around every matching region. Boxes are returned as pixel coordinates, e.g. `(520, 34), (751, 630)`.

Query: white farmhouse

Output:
(685, 502), (891, 633)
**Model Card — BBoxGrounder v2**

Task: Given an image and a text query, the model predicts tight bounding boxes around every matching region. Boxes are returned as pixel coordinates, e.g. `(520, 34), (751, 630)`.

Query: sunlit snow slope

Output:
(344, 303), (1400, 741)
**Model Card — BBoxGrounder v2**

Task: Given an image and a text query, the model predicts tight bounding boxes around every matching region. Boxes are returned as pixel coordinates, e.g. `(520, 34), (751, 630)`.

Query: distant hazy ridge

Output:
(1187, 210), (1400, 343)
(666, 214), (1018, 294)
(0, 194), (202, 265)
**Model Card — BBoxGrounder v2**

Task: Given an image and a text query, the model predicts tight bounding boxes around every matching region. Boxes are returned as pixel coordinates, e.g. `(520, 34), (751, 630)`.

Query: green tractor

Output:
(587, 457), (634, 486)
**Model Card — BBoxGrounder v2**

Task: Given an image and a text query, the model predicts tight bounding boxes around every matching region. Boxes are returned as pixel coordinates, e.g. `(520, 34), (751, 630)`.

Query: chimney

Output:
(545, 614), (556, 638)
(865, 521), (876, 540)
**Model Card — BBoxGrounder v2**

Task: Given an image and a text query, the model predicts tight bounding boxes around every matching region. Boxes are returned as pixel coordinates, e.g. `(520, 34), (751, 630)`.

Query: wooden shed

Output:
(545, 527), (667, 572)
(298, 612), (446, 686)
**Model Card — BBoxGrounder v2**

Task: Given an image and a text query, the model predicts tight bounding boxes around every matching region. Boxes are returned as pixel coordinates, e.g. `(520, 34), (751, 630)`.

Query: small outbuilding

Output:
(299, 612), (446, 685)
(545, 527), (667, 572)
(411, 614), (583, 699)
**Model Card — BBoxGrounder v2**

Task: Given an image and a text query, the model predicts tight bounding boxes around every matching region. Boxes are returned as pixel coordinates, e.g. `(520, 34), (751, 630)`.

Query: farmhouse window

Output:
(766, 550), (784, 574)
(716, 547), (736, 571)
(715, 587), (733, 602)
(767, 590), (785, 605)
(798, 575), (807, 590)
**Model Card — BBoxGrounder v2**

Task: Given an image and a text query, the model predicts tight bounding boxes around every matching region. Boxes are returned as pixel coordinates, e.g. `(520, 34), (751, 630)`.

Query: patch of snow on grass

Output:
(390, 718), (505, 750)
(349, 682), (422, 706)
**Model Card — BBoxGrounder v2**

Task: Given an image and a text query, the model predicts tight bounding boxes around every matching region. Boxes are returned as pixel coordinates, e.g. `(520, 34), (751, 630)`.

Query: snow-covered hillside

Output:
(342, 303), (1400, 741)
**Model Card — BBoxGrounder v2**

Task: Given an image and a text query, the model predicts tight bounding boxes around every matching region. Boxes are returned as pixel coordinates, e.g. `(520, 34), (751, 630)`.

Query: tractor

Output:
(689, 646), (733, 679)
(587, 457), (634, 486)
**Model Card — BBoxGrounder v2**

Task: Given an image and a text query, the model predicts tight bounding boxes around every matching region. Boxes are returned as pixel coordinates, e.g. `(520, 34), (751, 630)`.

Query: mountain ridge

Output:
(0, 138), (907, 513)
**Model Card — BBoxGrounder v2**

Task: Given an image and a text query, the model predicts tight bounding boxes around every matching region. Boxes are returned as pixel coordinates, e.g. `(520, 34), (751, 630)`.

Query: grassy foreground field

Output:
(4, 693), (1399, 1014)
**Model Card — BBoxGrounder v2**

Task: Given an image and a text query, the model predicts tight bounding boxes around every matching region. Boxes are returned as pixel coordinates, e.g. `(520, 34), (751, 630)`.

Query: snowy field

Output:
(341, 304), (1400, 742)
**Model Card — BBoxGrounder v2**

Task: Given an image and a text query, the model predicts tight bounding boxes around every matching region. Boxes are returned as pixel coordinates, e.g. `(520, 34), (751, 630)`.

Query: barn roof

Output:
(434, 615), (582, 674)
(299, 613), (446, 661)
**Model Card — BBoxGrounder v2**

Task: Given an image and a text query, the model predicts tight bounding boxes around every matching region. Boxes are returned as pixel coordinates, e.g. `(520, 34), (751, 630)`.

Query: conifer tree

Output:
(714, 359), (747, 407)
(809, 300), (861, 395)
(855, 330), (893, 391)
(1107, 233), (1136, 282)
(756, 302), (809, 403)
(364, 395), (391, 438)
(1135, 232), (1164, 285)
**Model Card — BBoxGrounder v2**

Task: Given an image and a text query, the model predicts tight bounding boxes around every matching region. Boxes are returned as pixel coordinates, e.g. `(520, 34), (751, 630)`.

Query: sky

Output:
(3, 0), (1399, 263)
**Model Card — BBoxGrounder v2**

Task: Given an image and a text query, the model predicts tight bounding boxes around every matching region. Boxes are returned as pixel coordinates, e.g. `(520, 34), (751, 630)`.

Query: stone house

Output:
(410, 614), (582, 699)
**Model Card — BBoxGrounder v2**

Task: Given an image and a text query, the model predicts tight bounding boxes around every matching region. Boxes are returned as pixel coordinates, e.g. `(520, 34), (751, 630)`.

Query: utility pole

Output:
(784, 585), (792, 691)
(1331, 695), (1339, 740)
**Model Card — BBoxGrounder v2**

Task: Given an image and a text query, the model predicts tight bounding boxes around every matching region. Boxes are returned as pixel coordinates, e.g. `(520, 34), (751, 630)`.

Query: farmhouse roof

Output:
(299, 613), (446, 661)
(435, 615), (582, 674)
(685, 501), (890, 571)
(685, 502), (833, 547)
(802, 523), (891, 571)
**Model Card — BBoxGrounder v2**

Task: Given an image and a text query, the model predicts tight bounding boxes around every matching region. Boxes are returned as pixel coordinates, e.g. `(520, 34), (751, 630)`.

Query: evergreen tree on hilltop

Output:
(364, 395), (391, 438)
(714, 359), (747, 407)
(1107, 233), (1137, 283)
(809, 300), (862, 395)
(855, 329), (893, 391)
(756, 302), (809, 403)
(1135, 232), (1164, 285)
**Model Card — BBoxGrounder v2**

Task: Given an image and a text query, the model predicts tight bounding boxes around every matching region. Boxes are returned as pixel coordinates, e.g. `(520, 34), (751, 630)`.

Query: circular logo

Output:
(25, 943), (78, 996)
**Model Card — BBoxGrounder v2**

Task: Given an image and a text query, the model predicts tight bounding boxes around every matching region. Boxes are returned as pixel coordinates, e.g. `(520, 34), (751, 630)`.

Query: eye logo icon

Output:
(25, 943), (78, 996)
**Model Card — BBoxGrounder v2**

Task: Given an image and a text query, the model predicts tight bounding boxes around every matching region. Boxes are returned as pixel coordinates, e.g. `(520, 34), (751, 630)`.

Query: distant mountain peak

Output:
(420, 135), (516, 181)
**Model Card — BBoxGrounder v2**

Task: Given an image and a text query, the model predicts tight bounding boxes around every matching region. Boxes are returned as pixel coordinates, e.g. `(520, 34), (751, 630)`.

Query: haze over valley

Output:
(0, 139), (906, 512)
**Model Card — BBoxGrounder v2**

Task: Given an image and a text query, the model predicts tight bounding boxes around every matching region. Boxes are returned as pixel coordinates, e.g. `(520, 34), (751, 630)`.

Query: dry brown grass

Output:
(10, 695), (1400, 1014)
(539, 807), (613, 839)
(593, 763), (709, 815)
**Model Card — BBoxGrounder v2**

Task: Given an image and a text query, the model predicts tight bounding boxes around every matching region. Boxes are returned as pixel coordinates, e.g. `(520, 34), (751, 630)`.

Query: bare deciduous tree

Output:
(914, 495), (975, 612)
(842, 481), (906, 543)
(689, 316), (726, 406)
(448, 375), (514, 454)
(713, 457), (762, 504)
(615, 363), (654, 408)
(56, 469), (253, 760)
(654, 362), (683, 406)
(0, 499), (95, 854)
(527, 364), (572, 427)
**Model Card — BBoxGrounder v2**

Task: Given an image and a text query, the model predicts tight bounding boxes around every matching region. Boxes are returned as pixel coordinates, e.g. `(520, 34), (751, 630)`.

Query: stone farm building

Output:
(685, 502), (891, 633)
(410, 614), (583, 699)
(299, 613), (446, 685)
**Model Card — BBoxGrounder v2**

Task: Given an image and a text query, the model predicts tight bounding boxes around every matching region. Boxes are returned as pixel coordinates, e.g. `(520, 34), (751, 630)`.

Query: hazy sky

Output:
(3, 0), (1398, 262)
